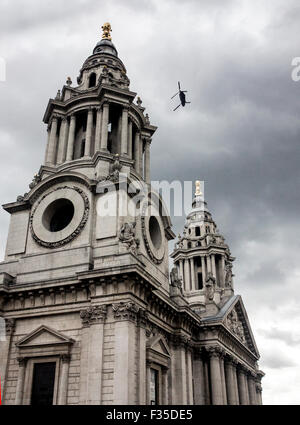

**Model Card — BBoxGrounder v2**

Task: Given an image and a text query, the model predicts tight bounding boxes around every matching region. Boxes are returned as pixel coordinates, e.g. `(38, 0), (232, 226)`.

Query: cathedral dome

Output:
(93, 38), (118, 57)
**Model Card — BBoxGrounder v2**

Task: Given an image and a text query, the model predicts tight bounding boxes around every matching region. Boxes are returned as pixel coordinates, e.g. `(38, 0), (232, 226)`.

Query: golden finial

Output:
(195, 180), (202, 196)
(102, 22), (112, 40)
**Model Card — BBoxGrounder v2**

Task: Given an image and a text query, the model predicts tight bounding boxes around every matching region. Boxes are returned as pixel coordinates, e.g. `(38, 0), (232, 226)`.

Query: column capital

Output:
(206, 345), (222, 358)
(225, 356), (239, 367)
(80, 304), (107, 327)
(112, 301), (140, 321)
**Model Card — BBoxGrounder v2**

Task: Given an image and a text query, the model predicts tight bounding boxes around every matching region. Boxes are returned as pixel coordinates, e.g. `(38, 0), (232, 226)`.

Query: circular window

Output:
(42, 199), (74, 232)
(30, 186), (90, 249)
(149, 216), (162, 250)
(141, 203), (165, 264)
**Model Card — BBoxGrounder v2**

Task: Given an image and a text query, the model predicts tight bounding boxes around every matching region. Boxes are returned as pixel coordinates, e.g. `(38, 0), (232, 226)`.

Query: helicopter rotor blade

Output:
(173, 104), (181, 111)
(171, 91), (179, 99)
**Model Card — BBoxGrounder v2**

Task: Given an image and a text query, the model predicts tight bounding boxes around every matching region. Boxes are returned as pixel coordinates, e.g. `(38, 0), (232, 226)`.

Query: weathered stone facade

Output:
(0, 24), (263, 405)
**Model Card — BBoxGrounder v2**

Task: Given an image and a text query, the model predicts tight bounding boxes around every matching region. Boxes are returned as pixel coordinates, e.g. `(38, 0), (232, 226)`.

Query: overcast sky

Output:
(1, 0), (300, 405)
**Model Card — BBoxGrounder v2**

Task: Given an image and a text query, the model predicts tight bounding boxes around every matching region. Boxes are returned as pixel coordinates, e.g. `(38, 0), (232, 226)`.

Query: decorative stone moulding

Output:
(30, 186), (90, 248)
(141, 202), (165, 264)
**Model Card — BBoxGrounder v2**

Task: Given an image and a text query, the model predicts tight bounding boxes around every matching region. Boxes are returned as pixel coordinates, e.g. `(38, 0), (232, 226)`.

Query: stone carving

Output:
(226, 308), (246, 344)
(29, 173), (41, 190)
(145, 113), (150, 125)
(119, 222), (140, 255)
(5, 318), (15, 336)
(225, 261), (233, 288)
(98, 154), (123, 183)
(112, 301), (140, 320)
(136, 96), (142, 107)
(30, 186), (90, 249)
(205, 273), (216, 301)
(66, 76), (72, 86)
(17, 193), (28, 202)
(170, 266), (182, 290)
(80, 304), (107, 327)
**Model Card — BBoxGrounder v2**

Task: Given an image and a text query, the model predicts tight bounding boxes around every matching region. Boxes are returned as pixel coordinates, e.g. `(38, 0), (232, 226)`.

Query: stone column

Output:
(255, 379), (263, 405)
(207, 347), (224, 405)
(146, 361), (151, 405)
(139, 138), (144, 176)
(221, 256), (226, 288)
(66, 114), (76, 161)
(127, 120), (133, 159)
(232, 360), (240, 404)
(172, 337), (188, 404)
(15, 357), (27, 405)
(184, 259), (191, 291)
(0, 319), (15, 402)
(248, 373), (258, 405)
(201, 256), (206, 288)
(100, 102), (109, 151)
(57, 354), (71, 405)
(186, 347), (194, 404)
(162, 369), (169, 405)
(134, 131), (140, 173)
(219, 351), (227, 404)
(84, 108), (94, 157)
(137, 312), (147, 404)
(224, 358), (239, 405)
(94, 107), (102, 153)
(190, 258), (196, 291)
(237, 366), (249, 405)
(179, 260), (184, 283)
(56, 117), (69, 164)
(144, 138), (151, 184)
(193, 350), (206, 405)
(121, 107), (128, 156)
(46, 115), (58, 165)
(79, 305), (107, 404)
(44, 125), (51, 164)
(206, 255), (212, 274)
(211, 254), (217, 281)
(113, 302), (138, 404)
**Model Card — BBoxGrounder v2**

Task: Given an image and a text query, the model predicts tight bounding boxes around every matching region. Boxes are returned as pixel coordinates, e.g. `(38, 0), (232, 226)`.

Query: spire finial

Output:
(195, 180), (202, 196)
(102, 22), (112, 40)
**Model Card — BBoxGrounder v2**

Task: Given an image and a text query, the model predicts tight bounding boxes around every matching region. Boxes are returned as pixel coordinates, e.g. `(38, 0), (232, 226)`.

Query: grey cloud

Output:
(258, 327), (300, 347)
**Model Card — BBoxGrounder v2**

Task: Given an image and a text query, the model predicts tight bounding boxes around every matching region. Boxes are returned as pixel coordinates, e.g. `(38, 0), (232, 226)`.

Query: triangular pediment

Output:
(16, 325), (74, 348)
(222, 296), (259, 357)
(147, 334), (171, 357)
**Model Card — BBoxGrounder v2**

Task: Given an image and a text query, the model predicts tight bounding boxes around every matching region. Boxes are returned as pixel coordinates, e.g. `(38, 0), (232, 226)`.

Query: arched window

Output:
(88, 72), (97, 88)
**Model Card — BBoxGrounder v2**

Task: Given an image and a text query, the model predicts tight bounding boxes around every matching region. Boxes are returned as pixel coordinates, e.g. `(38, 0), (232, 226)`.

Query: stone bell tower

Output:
(0, 24), (264, 406)
(171, 181), (234, 315)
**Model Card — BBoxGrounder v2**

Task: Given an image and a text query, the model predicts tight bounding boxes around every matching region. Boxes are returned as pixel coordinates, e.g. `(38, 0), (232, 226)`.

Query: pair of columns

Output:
(179, 253), (228, 292)
(46, 104), (110, 166)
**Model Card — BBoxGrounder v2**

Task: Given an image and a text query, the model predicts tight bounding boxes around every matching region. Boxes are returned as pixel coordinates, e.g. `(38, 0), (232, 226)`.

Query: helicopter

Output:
(171, 81), (191, 111)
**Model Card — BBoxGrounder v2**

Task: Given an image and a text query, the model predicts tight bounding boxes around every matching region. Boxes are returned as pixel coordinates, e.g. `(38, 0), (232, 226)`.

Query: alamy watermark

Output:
(95, 177), (205, 220)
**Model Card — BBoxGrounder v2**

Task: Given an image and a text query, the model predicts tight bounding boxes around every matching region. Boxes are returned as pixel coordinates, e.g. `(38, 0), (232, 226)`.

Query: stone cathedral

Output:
(0, 23), (264, 405)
